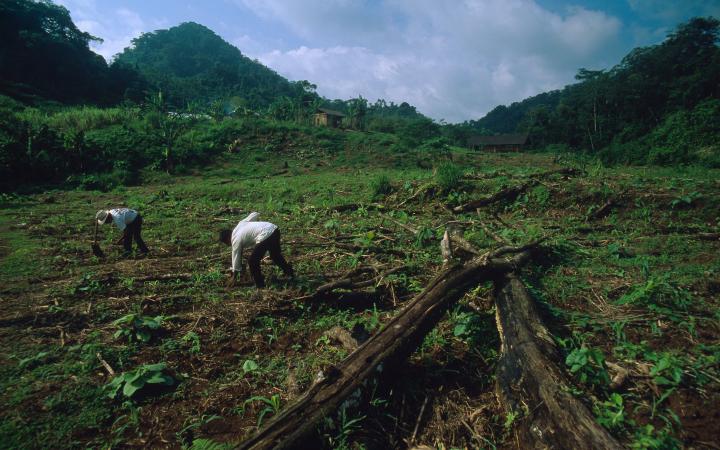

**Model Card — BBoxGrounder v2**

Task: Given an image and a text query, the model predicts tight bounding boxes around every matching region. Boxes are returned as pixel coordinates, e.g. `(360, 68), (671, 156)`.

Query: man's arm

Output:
(229, 240), (245, 286)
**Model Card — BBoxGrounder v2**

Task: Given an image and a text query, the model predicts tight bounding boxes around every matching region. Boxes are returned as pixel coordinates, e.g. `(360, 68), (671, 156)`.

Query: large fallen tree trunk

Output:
(494, 275), (622, 449)
(238, 248), (536, 450)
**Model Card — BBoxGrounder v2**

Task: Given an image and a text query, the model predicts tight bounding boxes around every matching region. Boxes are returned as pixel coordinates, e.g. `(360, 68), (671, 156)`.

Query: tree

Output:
(0, 0), (135, 104)
(144, 92), (193, 173)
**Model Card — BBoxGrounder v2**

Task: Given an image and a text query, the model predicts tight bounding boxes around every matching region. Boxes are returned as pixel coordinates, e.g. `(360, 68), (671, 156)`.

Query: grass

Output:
(0, 144), (719, 448)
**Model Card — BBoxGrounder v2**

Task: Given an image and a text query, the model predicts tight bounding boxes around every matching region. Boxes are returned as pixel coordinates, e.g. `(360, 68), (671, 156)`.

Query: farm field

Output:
(1, 146), (719, 449)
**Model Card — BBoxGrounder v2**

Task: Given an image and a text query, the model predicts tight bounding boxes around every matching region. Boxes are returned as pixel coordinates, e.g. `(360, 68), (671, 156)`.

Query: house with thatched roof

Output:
(313, 108), (345, 128)
(467, 133), (528, 152)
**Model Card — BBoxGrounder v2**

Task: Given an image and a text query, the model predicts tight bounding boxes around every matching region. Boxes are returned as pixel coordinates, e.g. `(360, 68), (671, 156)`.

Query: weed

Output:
(242, 359), (260, 375)
(182, 332), (201, 354)
(176, 415), (222, 448)
(107, 363), (175, 399)
(414, 226), (434, 248)
(630, 424), (681, 449)
(370, 174), (392, 200)
(669, 191), (701, 209)
(503, 410), (518, 430)
(593, 393), (629, 432)
(435, 162), (463, 193)
(113, 314), (166, 343)
(565, 345), (610, 388)
(243, 394), (281, 427)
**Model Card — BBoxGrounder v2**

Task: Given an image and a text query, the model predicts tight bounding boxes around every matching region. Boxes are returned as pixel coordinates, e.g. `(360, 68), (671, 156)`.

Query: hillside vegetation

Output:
(467, 17), (720, 166)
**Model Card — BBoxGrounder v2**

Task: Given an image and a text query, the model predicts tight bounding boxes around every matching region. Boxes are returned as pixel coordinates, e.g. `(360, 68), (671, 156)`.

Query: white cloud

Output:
(243, 0), (623, 121)
(56, 0), (149, 60)
(57, 0), (627, 121)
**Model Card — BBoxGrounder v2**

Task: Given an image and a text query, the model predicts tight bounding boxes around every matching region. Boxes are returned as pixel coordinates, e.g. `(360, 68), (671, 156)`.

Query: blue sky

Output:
(56, 0), (720, 122)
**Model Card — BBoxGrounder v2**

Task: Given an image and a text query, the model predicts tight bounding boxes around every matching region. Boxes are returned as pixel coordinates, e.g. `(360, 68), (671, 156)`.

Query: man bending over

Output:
(95, 208), (149, 256)
(219, 212), (294, 288)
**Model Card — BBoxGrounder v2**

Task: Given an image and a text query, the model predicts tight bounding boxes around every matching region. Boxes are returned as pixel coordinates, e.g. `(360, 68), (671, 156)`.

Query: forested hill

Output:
(469, 90), (562, 135)
(114, 22), (302, 109)
(469, 17), (720, 165)
(0, 0), (143, 105)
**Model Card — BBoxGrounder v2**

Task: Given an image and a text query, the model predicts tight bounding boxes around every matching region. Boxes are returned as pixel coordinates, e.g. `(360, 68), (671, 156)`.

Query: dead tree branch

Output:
(493, 275), (621, 449)
(452, 181), (538, 213)
(238, 247), (539, 450)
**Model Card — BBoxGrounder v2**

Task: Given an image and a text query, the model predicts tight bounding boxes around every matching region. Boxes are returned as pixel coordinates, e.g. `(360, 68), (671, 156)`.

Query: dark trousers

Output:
(249, 229), (293, 288)
(122, 214), (149, 254)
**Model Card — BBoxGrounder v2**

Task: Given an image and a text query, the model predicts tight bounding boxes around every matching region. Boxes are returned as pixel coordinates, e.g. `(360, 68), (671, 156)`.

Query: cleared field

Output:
(1, 148), (719, 449)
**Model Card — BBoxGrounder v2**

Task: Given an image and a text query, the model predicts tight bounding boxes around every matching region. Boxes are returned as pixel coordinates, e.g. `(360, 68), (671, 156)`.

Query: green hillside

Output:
(469, 17), (720, 166)
(114, 22), (305, 109)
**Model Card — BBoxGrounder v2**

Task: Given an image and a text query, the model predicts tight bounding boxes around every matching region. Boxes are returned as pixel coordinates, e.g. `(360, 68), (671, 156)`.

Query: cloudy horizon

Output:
(56, 0), (720, 123)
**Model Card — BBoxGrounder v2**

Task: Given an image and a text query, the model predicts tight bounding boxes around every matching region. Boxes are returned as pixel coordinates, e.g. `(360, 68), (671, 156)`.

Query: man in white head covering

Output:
(95, 208), (149, 256)
(218, 211), (294, 288)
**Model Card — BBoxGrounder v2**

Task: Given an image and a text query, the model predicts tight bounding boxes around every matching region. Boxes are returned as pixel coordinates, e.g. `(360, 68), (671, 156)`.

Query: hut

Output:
(467, 133), (528, 152)
(313, 108), (345, 128)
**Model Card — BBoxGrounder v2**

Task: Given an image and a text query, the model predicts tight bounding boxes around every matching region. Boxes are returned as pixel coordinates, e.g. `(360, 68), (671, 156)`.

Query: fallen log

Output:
(133, 273), (194, 282)
(238, 247), (537, 450)
(329, 203), (384, 213)
(494, 275), (621, 449)
(529, 167), (585, 179)
(294, 265), (407, 302)
(452, 181), (537, 213)
(586, 198), (617, 221)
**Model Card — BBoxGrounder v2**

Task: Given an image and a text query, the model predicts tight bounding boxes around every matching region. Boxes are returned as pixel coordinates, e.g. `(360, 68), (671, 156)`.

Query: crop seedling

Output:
(243, 394), (281, 427)
(327, 405), (366, 449)
(565, 345), (610, 388)
(182, 331), (201, 354)
(593, 393), (629, 432)
(107, 363), (175, 399)
(242, 359), (260, 375)
(670, 191), (701, 209)
(113, 314), (166, 343)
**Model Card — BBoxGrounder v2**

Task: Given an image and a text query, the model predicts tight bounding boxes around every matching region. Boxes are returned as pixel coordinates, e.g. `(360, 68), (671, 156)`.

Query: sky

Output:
(55, 0), (720, 123)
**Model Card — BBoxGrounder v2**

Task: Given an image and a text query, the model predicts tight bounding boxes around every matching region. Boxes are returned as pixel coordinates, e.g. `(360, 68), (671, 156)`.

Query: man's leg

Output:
(248, 244), (267, 288)
(267, 230), (294, 277)
(122, 225), (133, 255)
(133, 215), (149, 253)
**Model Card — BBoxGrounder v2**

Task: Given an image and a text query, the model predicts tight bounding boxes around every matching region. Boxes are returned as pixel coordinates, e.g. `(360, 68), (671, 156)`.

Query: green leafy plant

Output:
(243, 394), (281, 427)
(649, 353), (683, 388)
(328, 406), (366, 449)
(593, 393), (629, 432)
(435, 162), (463, 193)
(370, 174), (392, 200)
(565, 345), (610, 387)
(615, 277), (692, 320)
(187, 438), (234, 450)
(670, 191), (701, 209)
(182, 331), (201, 354)
(113, 314), (165, 343)
(107, 363), (175, 399)
(242, 359), (260, 375)
(414, 226), (434, 248)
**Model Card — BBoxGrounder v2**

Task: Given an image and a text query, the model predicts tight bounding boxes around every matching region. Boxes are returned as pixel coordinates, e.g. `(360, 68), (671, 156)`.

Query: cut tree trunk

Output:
(494, 275), (622, 450)
(452, 181), (538, 213)
(238, 249), (536, 450)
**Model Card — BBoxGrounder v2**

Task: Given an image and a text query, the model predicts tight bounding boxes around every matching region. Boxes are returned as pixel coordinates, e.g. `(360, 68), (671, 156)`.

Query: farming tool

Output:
(91, 221), (105, 258)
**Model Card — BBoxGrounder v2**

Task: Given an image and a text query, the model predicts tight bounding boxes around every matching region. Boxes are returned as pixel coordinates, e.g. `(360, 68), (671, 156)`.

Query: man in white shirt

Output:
(95, 208), (149, 256)
(219, 212), (294, 288)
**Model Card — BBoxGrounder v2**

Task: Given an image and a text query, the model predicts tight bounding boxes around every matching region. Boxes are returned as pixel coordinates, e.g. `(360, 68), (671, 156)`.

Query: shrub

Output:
(435, 162), (463, 193)
(370, 174), (392, 200)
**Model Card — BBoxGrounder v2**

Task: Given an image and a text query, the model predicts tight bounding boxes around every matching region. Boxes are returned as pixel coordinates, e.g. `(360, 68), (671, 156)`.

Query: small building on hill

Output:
(313, 108), (345, 128)
(467, 133), (528, 152)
